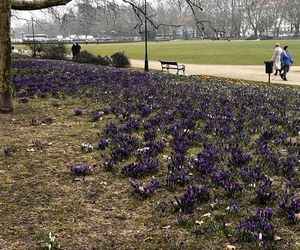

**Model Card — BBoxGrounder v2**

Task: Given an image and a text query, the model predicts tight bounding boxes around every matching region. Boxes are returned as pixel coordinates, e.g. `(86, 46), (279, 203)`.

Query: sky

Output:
(11, 2), (75, 28)
(11, 0), (159, 28)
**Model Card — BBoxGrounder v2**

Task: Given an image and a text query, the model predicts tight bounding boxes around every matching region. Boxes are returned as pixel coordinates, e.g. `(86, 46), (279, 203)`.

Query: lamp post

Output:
(144, 0), (149, 71)
(31, 17), (36, 58)
(20, 31), (24, 42)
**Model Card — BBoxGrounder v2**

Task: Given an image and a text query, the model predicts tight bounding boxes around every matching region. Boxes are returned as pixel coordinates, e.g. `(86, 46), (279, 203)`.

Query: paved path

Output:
(131, 59), (300, 87)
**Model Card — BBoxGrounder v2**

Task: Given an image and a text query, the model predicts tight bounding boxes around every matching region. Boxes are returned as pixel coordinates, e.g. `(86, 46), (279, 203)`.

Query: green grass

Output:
(14, 40), (300, 65)
(79, 40), (300, 65)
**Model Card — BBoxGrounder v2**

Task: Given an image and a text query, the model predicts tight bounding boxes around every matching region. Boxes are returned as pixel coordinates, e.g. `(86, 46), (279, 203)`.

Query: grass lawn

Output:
(79, 40), (300, 65)
(14, 39), (300, 65)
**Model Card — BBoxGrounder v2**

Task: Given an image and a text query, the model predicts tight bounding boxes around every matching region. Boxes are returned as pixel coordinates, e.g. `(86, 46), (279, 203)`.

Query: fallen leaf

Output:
(162, 155), (169, 160)
(144, 237), (153, 242)
(26, 148), (35, 152)
(210, 202), (218, 209)
(225, 223), (232, 227)
(274, 235), (282, 241)
(162, 225), (171, 229)
(201, 212), (211, 218)
(195, 220), (204, 225)
(225, 244), (236, 250)
(295, 213), (300, 220)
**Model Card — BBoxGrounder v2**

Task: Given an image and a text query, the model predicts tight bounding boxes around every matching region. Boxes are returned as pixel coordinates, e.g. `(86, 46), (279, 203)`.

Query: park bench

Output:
(159, 60), (185, 75)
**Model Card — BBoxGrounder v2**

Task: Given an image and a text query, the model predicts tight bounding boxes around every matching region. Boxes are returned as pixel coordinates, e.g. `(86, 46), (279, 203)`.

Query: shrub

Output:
(111, 51), (130, 68)
(73, 50), (111, 66)
(11, 52), (31, 59)
(27, 43), (68, 60)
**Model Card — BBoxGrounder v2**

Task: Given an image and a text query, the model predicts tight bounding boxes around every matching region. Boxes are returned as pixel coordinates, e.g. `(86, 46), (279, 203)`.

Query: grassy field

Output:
(14, 39), (300, 65)
(80, 40), (300, 65)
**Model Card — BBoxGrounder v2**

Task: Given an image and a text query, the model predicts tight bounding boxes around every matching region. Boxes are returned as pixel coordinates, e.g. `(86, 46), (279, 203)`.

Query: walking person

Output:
(271, 42), (282, 75)
(71, 43), (77, 58)
(280, 45), (293, 81)
(75, 43), (81, 55)
(71, 42), (81, 58)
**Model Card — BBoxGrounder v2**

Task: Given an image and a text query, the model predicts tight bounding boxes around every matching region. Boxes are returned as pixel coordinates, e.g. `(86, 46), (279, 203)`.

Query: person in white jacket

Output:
(271, 42), (283, 75)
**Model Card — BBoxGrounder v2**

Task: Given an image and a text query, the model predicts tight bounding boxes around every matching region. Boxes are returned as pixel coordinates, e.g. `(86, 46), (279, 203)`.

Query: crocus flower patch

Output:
(173, 186), (210, 212)
(237, 208), (275, 242)
(10, 59), (300, 248)
(278, 191), (300, 223)
(129, 178), (159, 199)
(70, 165), (94, 176)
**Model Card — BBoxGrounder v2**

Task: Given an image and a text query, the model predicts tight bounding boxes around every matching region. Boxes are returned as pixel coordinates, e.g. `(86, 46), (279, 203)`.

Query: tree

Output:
(266, 0), (285, 37)
(286, 0), (300, 37)
(0, 0), (72, 113)
(242, 0), (270, 38)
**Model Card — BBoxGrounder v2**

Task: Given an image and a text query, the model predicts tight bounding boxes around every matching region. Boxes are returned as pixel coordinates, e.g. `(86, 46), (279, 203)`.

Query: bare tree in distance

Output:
(286, 0), (300, 36)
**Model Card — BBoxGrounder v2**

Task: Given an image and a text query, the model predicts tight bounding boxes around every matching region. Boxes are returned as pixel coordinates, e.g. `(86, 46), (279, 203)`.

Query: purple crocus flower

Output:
(4, 146), (16, 156)
(74, 108), (83, 115)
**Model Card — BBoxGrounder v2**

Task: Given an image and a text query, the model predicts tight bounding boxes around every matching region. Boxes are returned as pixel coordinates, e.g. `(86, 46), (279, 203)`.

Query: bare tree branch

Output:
(122, 0), (180, 34)
(185, 0), (226, 38)
(11, 0), (72, 11)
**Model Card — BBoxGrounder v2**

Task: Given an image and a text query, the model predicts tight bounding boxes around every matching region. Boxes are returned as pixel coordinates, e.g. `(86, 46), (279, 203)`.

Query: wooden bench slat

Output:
(159, 60), (185, 75)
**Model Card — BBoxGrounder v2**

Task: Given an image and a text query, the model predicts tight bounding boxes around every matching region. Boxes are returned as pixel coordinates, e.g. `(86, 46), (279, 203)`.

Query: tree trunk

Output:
(294, 23), (299, 37)
(254, 28), (258, 38)
(0, 0), (13, 113)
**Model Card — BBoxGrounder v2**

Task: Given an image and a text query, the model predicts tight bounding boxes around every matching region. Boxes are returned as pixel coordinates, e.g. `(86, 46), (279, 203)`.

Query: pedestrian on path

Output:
(75, 43), (81, 55)
(71, 42), (81, 58)
(271, 42), (282, 76)
(280, 45), (293, 81)
(71, 43), (77, 58)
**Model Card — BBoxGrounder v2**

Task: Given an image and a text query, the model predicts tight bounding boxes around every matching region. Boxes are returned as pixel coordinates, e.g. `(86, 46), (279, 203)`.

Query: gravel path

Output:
(131, 59), (300, 87)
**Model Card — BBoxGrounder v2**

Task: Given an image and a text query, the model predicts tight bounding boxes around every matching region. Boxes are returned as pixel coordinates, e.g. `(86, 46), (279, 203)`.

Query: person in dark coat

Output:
(71, 42), (81, 58)
(280, 45), (293, 81)
(75, 43), (81, 55)
(71, 43), (77, 58)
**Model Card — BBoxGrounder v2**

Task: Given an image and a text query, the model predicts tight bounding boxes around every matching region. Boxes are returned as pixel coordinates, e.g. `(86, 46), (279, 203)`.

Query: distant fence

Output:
(11, 38), (174, 46)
